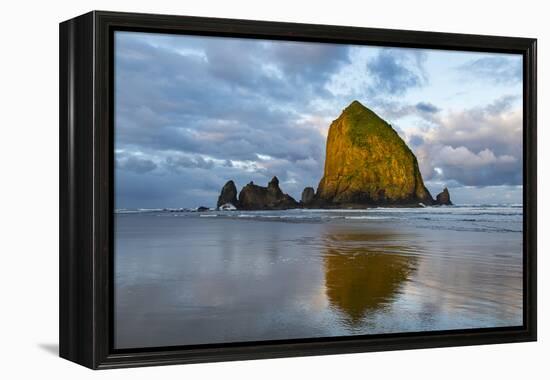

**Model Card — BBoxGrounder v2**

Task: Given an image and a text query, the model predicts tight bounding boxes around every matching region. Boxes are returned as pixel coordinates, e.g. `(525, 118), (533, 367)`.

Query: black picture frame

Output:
(59, 10), (537, 369)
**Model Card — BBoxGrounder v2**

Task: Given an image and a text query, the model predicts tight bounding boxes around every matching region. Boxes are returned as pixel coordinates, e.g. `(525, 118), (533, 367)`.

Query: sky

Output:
(114, 31), (523, 209)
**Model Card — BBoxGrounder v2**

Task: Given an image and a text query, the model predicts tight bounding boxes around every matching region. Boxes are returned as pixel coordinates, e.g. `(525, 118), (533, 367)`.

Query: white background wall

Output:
(0, 0), (546, 378)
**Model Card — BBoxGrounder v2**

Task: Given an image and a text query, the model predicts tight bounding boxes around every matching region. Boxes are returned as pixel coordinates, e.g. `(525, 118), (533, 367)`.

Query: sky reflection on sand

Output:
(114, 208), (522, 348)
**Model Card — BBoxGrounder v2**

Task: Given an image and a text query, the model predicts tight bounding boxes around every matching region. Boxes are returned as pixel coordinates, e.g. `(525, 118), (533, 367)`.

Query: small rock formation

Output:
(238, 176), (299, 210)
(316, 100), (434, 207)
(435, 187), (452, 205)
(217, 180), (239, 209)
(196, 206), (209, 212)
(301, 187), (315, 205)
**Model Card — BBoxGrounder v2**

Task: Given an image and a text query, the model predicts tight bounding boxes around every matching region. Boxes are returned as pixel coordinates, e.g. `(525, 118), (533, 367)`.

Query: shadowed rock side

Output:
(217, 180), (239, 209)
(316, 100), (434, 207)
(435, 187), (452, 205)
(301, 187), (315, 205)
(238, 177), (299, 210)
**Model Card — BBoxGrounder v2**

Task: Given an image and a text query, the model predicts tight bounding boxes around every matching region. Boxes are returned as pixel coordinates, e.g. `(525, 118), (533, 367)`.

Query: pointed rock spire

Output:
(435, 187), (452, 205)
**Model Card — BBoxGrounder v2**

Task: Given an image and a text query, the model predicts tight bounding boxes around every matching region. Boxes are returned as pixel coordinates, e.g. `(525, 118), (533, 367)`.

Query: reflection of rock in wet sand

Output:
(323, 232), (417, 326)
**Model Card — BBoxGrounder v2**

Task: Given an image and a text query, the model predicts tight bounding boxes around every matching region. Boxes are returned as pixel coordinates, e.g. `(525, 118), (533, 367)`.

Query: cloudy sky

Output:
(114, 31), (523, 209)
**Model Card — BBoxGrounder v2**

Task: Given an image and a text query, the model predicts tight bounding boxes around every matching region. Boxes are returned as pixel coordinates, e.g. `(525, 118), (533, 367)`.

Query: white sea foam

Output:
(344, 216), (393, 220)
(219, 203), (237, 211)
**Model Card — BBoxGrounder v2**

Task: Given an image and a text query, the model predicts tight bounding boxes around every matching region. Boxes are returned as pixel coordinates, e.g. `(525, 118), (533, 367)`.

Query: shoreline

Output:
(114, 203), (523, 214)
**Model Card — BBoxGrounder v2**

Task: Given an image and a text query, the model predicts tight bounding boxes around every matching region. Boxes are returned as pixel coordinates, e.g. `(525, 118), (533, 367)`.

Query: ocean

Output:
(114, 205), (523, 348)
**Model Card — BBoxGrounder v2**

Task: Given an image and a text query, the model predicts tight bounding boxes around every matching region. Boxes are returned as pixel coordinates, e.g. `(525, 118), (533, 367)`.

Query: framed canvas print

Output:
(59, 11), (537, 369)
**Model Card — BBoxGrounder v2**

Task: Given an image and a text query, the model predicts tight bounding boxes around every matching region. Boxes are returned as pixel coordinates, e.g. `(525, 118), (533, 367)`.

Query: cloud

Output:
(436, 146), (516, 167)
(366, 48), (427, 95)
(114, 32), (350, 207)
(416, 102), (440, 113)
(428, 146), (519, 187)
(407, 96), (522, 187)
(485, 95), (518, 115)
(116, 151), (157, 174)
(428, 96), (522, 156)
(268, 41), (350, 84)
(427, 185), (522, 205)
(114, 32), (522, 207)
(114, 33), (346, 158)
(457, 56), (522, 84)
(408, 134), (425, 147)
(165, 154), (216, 172)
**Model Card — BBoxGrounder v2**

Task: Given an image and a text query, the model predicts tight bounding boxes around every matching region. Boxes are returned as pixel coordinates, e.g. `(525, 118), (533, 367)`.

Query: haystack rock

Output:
(238, 177), (299, 210)
(435, 187), (452, 205)
(301, 187), (315, 205)
(316, 100), (434, 207)
(216, 180), (239, 209)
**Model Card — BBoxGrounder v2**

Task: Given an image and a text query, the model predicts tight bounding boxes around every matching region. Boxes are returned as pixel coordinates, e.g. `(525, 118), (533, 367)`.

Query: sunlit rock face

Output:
(316, 100), (434, 207)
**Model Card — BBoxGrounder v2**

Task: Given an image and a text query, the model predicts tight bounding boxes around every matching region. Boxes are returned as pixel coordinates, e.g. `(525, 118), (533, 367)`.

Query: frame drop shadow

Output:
(38, 343), (59, 356)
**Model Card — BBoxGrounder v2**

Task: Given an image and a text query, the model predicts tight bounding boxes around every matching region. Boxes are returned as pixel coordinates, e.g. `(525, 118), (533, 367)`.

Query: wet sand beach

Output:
(114, 206), (522, 348)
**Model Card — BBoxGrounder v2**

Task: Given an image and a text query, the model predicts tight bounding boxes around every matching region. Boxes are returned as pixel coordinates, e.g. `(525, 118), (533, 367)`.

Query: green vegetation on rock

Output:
(316, 100), (434, 206)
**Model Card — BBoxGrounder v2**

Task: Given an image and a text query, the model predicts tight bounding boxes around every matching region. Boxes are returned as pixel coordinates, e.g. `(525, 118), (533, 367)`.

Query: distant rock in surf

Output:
(196, 206), (209, 212)
(217, 180), (239, 209)
(238, 177), (299, 210)
(435, 187), (452, 206)
(301, 187), (315, 205)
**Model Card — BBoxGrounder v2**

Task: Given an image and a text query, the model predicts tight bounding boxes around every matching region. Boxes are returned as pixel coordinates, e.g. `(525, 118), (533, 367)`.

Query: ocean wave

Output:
(236, 214), (320, 220)
(414, 224), (522, 233)
(115, 204), (523, 215)
(116, 205), (523, 234)
(344, 216), (393, 220)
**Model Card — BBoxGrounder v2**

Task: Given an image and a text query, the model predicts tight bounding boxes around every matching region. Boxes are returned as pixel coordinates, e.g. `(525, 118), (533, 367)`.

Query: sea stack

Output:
(435, 187), (452, 205)
(238, 177), (299, 210)
(217, 180), (239, 209)
(316, 100), (434, 207)
(301, 187), (315, 205)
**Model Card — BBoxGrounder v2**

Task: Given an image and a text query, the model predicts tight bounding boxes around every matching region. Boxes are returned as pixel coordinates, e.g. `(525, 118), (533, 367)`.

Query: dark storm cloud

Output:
(366, 48), (427, 95)
(114, 32), (348, 207)
(457, 56), (522, 84)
